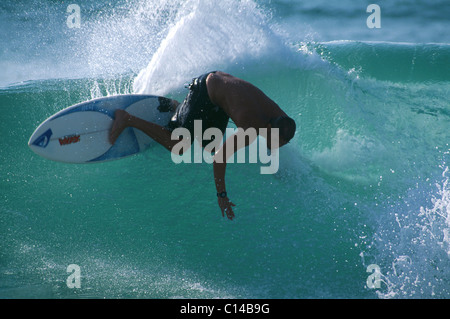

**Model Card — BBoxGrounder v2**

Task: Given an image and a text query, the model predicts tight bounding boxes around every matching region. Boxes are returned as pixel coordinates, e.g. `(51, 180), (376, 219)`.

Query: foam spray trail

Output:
(80, 0), (181, 78)
(132, 0), (289, 95)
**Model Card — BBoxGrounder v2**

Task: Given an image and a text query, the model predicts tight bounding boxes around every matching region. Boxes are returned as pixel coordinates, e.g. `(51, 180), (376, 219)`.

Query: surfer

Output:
(109, 71), (296, 220)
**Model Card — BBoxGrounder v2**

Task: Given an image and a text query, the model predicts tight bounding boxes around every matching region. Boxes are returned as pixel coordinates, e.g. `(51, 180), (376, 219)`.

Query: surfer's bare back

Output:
(110, 71), (296, 220)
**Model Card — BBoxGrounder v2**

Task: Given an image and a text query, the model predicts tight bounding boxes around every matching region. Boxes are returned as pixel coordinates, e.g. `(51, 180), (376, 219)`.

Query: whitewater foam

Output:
(310, 129), (386, 183)
(372, 165), (450, 298)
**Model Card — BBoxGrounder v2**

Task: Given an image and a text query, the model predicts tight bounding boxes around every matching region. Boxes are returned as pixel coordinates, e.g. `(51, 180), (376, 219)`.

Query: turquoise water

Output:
(1, 0), (449, 299)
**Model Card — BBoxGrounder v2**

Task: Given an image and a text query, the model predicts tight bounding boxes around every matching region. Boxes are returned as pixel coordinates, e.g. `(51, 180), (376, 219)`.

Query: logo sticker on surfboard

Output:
(31, 128), (53, 148)
(58, 134), (81, 146)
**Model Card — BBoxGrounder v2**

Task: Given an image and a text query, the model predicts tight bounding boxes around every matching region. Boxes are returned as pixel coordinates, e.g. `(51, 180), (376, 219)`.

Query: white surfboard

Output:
(28, 94), (174, 163)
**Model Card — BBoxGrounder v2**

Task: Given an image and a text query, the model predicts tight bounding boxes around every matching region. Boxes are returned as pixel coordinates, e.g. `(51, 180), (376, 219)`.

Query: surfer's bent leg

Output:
(110, 71), (228, 155)
(109, 109), (182, 153)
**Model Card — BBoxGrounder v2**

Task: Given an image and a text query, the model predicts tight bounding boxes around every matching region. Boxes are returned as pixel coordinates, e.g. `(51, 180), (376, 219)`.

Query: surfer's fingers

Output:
(218, 200), (225, 217)
(226, 207), (235, 220)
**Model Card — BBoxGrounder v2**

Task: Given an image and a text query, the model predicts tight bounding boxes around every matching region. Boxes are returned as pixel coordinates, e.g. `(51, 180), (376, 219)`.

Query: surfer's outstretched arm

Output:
(109, 109), (181, 152)
(213, 131), (255, 220)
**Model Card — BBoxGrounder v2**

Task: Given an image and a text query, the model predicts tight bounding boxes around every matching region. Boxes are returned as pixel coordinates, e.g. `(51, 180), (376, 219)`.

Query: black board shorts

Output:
(167, 71), (229, 146)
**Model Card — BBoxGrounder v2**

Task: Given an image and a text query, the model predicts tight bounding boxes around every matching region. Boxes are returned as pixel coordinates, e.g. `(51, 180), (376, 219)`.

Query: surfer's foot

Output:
(109, 109), (132, 145)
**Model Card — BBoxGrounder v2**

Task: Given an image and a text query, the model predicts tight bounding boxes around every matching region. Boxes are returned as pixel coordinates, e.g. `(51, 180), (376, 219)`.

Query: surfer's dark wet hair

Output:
(270, 116), (296, 142)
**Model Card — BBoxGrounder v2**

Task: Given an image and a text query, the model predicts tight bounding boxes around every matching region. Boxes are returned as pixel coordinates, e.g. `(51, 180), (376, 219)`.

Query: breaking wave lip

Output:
(310, 40), (450, 83)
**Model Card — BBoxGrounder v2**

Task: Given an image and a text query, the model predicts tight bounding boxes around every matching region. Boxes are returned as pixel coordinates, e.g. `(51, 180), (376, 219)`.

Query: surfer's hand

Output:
(218, 196), (236, 220)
